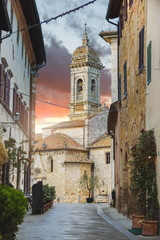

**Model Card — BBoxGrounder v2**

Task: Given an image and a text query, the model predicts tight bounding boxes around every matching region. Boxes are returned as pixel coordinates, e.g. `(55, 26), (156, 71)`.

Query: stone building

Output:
(106, 0), (147, 215)
(34, 31), (112, 203)
(0, 0), (46, 191)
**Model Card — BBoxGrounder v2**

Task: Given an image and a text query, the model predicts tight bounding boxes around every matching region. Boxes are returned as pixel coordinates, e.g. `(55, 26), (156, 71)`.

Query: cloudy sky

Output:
(35, 0), (116, 133)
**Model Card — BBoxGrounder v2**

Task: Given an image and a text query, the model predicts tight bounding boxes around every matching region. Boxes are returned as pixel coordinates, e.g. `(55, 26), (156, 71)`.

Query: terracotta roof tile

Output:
(65, 155), (93, 164)
(35, 133), (87, 152)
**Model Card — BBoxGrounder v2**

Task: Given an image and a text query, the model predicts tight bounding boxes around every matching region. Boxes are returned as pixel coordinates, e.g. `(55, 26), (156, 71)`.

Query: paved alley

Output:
(16, 203), (138, 240)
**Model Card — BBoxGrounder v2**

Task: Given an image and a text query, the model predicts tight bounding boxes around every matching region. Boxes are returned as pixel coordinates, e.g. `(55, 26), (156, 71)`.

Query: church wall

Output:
(87, 109), (108, 146)
(89, 147), (112, 203)
(52, 127), (84, 146)
(65, 163), (92, 203)
(34, 151), (66, 203)
(34, 150), (92, 203)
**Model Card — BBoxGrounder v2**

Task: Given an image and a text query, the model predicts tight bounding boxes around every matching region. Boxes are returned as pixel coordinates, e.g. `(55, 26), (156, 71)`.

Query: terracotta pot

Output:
(142, 220), (158, 236)
(132, 215), (144, 229)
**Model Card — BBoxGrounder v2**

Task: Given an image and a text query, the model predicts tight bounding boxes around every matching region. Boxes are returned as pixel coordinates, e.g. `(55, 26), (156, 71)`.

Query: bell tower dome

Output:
(68, 28), (104, 120)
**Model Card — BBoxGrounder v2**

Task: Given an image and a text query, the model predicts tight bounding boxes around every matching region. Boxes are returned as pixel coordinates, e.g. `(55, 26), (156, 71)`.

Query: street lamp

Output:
(0, 112), (20, 124)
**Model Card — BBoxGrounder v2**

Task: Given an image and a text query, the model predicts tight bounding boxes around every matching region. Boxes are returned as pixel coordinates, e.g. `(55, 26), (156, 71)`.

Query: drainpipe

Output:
(28, 61), (46, 193)
(106, 18), (119, 98)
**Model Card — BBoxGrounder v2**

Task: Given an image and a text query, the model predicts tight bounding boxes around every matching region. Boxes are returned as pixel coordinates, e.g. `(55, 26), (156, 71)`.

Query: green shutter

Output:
(147, 41), (151, 84)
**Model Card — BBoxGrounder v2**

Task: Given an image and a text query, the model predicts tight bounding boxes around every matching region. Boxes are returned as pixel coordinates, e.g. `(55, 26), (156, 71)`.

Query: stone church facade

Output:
(34, 31), (112, 203)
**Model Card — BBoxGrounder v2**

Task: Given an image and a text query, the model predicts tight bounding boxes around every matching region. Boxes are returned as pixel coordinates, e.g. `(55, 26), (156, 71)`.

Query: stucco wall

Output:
(146, 0), (160, 204)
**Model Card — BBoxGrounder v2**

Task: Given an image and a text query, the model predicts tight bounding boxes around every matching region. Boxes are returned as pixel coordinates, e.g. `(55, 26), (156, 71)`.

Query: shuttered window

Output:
(0, 64), (5, 98)
(139, 26), (144, 73)
(118, 75), (121, 101)
(13, 87), (16, 114)
(147, 41), (151, 85)
(4, 72), (10, 107)
(124, 61), (127, 98)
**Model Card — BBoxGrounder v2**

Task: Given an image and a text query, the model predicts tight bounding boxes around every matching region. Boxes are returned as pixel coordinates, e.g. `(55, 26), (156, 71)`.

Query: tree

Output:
(3, 137), (28, 189)
(130, 129), (159, 220)
(79, 171), (99, 199)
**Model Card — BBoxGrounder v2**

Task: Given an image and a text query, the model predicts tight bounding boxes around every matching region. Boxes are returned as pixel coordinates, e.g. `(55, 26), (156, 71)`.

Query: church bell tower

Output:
(68, 28), (104, 121)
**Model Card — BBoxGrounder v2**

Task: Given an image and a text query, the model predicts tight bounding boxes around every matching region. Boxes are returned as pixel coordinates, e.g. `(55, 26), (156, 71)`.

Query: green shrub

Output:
(0, 185), (27, 240)
(43, 184), (56, 204)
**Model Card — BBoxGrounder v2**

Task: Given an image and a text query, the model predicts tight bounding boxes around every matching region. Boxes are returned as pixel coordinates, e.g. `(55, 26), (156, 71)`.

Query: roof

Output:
(65, 155), (93, 164)
(20, 0), (46, 65)
(42, 120), (85, 130)
(0, 0), (12, 32)
(35, 133), (88, 152)
(88, 133), (111, 148)
(99, 31), (118, 43)
(106, 0), (122, 20)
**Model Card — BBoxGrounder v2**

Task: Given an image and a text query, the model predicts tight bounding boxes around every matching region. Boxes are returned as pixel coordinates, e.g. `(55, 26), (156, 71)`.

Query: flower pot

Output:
(86, 198), (93, 203)
(132, 215), (144, 229)
(142, 220), (158, 236)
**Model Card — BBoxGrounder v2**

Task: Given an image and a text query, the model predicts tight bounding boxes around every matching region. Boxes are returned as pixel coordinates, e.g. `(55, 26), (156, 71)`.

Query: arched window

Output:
(91, 79), (96, 99)
(77, 79), (83, 100)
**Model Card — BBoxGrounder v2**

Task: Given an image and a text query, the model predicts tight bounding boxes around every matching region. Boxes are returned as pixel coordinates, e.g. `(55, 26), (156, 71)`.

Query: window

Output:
(124, 0), (127, 21)
(77, 79), (83, 100)
(106, 153), (110, 164)
(0, 64), (5, 99)
(51, 159), (53, 172)
(129, 0), (133, 9)
(91, 79), (96, 99)
(139, 26), (144, 73)
(118, 75), (121, 101)
(147, 41), (151, 85)
(124, 61), (127, 98)
(0, 65), (10, 107)
(4, 72), (10, 107)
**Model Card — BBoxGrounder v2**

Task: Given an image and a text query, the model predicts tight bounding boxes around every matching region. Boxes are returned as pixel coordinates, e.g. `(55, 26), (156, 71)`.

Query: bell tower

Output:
(68, 28), (104, 121)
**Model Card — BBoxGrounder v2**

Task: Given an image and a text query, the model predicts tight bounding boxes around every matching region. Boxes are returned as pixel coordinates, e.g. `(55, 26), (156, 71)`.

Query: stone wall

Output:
(118, 0), (146, 215)
(34, 150), (92, 203)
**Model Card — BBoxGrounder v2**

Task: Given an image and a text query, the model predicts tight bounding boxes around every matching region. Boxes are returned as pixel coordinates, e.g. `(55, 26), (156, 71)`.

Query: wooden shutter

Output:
(147, 41), (151, 84)
(139, 26), (144, 72)
(124, 61), (127, 98)
(124, 0), (127, 21)
(0, 64), (4, 98)
(13, 88), (16, 114)
(118, 75), (121, 101)
(4, 73), (10, 107)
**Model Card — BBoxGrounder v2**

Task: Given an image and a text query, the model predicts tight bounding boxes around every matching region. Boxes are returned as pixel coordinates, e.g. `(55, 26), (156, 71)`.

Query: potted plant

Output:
(79, 171), (99, 203)
(130, 130), (159, 235)
(43, 184), (56, 212)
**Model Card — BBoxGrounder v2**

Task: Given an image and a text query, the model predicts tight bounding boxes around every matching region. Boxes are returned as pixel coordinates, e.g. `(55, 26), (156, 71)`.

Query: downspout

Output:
(106, 18), (119, 97)
(28, 61), (46, 192)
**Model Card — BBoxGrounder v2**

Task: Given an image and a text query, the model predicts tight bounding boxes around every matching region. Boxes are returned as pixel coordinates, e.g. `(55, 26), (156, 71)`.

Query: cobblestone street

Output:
(16, 203), (138, 240)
